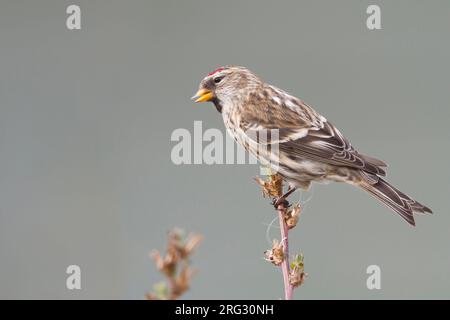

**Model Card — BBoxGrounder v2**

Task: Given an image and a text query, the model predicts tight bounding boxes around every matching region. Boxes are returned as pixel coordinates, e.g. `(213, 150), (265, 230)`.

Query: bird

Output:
(191, 66), (432, 226)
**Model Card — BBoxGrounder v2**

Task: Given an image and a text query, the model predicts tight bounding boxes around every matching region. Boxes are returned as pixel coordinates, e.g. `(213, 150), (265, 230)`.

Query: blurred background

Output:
(0, 0), (449, 299)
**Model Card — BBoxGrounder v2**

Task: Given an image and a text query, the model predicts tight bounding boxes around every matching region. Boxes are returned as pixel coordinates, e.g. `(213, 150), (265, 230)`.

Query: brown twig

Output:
(277, 201), (293, 300)
(147, 228), (203, 300)
(257, 173), (307, 300)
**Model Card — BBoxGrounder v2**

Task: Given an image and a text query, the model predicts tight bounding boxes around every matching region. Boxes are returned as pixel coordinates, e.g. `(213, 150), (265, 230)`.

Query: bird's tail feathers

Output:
(359, 174), (432, 226)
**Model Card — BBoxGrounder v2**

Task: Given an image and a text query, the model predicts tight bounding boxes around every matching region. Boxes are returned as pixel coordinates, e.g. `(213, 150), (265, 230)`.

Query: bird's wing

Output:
(239, 90), (387, 176)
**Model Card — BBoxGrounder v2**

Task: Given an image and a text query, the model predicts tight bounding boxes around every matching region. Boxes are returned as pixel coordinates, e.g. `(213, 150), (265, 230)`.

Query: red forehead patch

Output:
(208, 67), (225, 76)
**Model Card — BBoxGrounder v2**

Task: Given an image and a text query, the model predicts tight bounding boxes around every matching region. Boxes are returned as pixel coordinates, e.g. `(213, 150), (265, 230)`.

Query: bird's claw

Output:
(272, 196), (290, 209)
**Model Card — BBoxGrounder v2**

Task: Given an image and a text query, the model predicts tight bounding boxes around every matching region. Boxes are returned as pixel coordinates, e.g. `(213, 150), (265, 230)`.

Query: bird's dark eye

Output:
(214, 76), (224, 84)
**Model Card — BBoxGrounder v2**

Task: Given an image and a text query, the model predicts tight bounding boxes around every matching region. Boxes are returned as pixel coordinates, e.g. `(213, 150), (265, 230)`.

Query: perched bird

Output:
(192, 66), (432, 226)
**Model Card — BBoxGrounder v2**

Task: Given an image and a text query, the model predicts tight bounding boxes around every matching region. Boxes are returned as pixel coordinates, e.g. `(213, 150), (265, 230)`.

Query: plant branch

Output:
(277, 202), (293, 300)
(147, 228), (202, 300)
(257, 173), (306, 300)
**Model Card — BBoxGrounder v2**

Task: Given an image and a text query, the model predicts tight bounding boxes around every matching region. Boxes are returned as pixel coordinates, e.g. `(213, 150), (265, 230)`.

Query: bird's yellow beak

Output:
(191, 88), (213, 103)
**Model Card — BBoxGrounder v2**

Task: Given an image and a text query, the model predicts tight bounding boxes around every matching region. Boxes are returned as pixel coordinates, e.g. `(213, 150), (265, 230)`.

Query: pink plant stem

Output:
(277, 206), (293, 300)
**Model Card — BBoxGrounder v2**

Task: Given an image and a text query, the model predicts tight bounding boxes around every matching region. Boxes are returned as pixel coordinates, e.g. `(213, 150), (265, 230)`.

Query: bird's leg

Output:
(272, 186), (297, 209)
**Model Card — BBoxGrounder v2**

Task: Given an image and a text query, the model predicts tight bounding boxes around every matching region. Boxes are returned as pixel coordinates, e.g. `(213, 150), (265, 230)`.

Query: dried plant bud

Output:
(285, 204), (301, 229)
(289, 269), (307, 287)
(171, 265), (195, 299)
(289, 254), (307, 287)
(167, 228), (184, 256)
(150, 250), (177, 277)
(264, 239), (285, 266)
(148, 228), (202, 300)
(165, 229), (203, 260)
(254, 177), (272, 198)
(180, 234), (203, 259)
(255, 174), (283, 198)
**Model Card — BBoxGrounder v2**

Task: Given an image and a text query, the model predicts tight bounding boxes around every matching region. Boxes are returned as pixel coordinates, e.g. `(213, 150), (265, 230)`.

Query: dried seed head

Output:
(264, 239), (285, 266)
(254, 174), (283, 198)
(172, 265), (195, 298)
(285, 204), (301, 229)
(150, 250), (177, 277)
(289, 268), (307, 287)
(182, 233), (203, 258)
(289, 254), (307, 287)
(148, 229), (202, 300)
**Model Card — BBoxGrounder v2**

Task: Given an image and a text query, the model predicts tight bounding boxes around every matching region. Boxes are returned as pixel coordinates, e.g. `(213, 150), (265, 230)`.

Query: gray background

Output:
(0, 0), (449, 299)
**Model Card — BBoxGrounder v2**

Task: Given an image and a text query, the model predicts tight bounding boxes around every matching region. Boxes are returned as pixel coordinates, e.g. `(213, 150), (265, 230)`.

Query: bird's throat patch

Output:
(212, 98), (223, 113)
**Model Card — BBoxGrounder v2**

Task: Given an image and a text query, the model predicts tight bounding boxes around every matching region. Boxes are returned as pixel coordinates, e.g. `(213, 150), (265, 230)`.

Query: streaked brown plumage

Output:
(192, 66), (432, 226)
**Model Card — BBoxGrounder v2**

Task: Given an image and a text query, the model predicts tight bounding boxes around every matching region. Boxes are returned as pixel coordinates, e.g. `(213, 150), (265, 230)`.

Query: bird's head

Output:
(191, 66), (261, 112)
